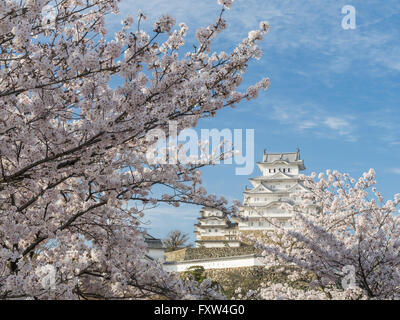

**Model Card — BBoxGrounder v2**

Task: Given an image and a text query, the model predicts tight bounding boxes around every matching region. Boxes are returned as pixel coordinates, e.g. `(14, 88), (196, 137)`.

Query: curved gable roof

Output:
(245, 183), (274, 194)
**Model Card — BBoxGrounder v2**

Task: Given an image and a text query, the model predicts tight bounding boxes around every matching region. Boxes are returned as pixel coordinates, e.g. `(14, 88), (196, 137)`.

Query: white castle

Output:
(194, 149), (307, 248)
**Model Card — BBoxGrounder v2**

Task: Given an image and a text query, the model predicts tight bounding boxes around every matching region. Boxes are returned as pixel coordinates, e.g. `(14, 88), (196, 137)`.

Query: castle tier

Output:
(194, 207), (240, 248)
(232, 149), (307, 232)
(194, 149), (308, 248)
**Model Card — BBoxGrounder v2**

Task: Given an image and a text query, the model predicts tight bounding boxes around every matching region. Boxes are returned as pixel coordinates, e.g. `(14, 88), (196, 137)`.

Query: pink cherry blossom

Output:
(0, 0), (269, 299)
(254, 169), (400, 299)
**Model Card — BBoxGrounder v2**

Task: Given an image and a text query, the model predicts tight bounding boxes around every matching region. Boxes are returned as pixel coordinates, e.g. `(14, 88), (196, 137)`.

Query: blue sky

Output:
(107, 0), (400, 243)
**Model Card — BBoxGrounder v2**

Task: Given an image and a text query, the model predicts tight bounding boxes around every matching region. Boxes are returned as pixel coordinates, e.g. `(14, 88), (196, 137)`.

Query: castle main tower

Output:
(194, 149), (307, 247)
(232, 149), (307, 232)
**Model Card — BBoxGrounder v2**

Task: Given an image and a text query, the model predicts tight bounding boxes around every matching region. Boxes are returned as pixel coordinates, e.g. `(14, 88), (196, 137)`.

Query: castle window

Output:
(288, 168), (291, 172)
(283, 168), (286, 173)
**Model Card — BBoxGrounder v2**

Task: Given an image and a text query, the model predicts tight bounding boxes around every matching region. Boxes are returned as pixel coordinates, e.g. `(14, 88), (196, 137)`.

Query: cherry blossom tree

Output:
(0, 0), (270, 299)
(255, 169), (400, 299)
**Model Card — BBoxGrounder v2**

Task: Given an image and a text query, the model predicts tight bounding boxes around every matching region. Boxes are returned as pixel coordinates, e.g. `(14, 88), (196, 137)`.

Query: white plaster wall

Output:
(163, 255), (263, 272)
(200, 242), (241, 248)
(147, 248), (165, 262)
(202, 242), (225, 248)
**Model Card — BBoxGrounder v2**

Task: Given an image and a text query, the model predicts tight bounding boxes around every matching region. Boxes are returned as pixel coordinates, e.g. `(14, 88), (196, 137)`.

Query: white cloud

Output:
(299, 120), (318, 130)
(390, 168), (400, 175)
(267, 101), (357, 141)
(111, 0), (400, 76)
(323, 117), (351, 134)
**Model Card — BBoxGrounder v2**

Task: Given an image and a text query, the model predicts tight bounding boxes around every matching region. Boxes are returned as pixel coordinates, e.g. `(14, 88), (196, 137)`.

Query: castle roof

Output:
(250, 171), (297, 181)
(258, 148), (305, 170)
(262, 149), (300, 162)
(144, 234), (164, 249)
(244, 183), (302, 194)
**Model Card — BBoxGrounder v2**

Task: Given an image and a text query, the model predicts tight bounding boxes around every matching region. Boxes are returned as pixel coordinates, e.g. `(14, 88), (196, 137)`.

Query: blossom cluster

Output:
(254, 169), (400, 299)
(0, 0), (269, 299)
